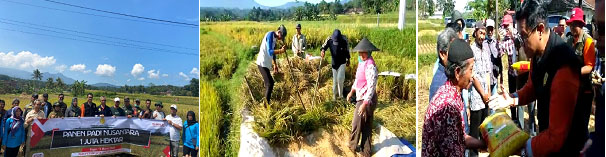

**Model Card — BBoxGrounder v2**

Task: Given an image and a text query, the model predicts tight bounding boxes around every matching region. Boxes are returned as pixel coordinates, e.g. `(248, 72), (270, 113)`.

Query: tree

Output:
(468, 0), (488, 20)
(318, 0), (330, 14)
(71, 80), (87, 97)
(32, 69), (42, 92)
(438, 0), (455, 20)
(56, 77), (65, 91)
(184, 78), (199, 97)
(46, 77), (54, 89)
(332, 0), (344, 14)
(419, 0), (435, 19)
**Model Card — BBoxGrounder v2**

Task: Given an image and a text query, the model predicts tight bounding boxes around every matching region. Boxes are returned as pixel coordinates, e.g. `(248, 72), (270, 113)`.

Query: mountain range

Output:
(0, 67), (117, 87)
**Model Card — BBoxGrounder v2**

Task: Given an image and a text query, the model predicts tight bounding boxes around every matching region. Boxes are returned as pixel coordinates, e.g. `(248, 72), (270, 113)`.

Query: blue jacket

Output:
(3, 118), (24, 148)
(182, 122), (199, 149)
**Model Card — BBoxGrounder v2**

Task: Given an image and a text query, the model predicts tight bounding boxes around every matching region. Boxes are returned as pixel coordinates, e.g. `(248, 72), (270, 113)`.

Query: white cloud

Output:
(127, 79), (131, 82)
(138, 77), (145, 80)
(83, 70), (92, 74)
(131, 64), (144, 77)
(94, 64), (116, 77)
(179, 72), (189, 80)
(69, 64), (87, 72)
(190, 67), (199, 75)
(162, 74), (169, 77)
(147, 70), (160, 79)
(0, 51), (56, 70)
(55, 65), (67, 73)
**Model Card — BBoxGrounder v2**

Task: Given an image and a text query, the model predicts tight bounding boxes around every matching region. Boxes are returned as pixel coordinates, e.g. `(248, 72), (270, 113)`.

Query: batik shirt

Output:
(422, 81), (465, 157)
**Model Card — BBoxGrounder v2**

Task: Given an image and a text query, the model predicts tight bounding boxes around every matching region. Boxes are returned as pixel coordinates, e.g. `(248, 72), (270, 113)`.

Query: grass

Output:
(200, 82), (221, 157)
(202, 11), (417, 156)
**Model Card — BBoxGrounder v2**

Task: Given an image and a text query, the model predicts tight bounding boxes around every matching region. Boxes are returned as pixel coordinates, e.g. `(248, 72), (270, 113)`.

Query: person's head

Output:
(124, 97), (130, 106)
(485, 19), (495, 38)
(567, 8), (586, 38)
(135, 99), (140, 106)
(352, 38), (379, 61)
(276, 25), (287, 41)
(437, 27), (459, 66)
(296, 23), (301, 34)
(0, 100), (4, 109)
(515, 0), (549, 58)
(13, 107), (22, 118)
(595, 0), (605, 52)
(33, 99), (41, 111)
(12, 98), (19, 107)
(445, 39), (475, 91)
(43, 93), (48, 101)
(187, 111), (196, 121)
(31, 94), (38, 102)
(169, 104), (177, 115)
(447, 11), (465, 38)
(53, 104), (61, 112)
(559, 18), (567, 29)
(156, 102), (164, 111)
(114, 97), (120, 107)
(71, 97), (78, 107)
(100, 96), (106, 106)
(87, 93), (93, 103)
(473, 21), (487, 42)
(145, 99), (151, 108)
(58, 93), (64, 102)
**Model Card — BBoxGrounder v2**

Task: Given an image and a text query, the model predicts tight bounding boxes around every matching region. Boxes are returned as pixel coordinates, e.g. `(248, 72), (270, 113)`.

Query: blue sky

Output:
(0, 0), (199, 86)
(200, 0), (335, 8)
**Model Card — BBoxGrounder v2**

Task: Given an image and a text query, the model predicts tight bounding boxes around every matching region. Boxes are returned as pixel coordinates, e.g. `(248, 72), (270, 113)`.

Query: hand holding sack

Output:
(480, 112), (530, 157)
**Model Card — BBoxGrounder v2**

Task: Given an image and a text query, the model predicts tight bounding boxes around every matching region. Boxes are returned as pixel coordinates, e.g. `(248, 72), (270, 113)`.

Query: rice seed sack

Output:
(479, 112), (530, 157)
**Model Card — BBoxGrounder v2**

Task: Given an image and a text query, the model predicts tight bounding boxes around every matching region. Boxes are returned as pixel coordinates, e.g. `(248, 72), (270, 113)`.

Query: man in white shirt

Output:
(164, 104), (182, 157)
(291, 23), (306, 58)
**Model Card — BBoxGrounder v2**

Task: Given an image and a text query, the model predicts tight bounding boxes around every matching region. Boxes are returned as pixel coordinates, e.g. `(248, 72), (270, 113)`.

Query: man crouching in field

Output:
(255, 25), (287, 106)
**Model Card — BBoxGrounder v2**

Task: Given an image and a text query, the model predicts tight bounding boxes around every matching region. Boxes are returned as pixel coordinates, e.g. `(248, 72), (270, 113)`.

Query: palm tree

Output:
(32, 69), (42, 92)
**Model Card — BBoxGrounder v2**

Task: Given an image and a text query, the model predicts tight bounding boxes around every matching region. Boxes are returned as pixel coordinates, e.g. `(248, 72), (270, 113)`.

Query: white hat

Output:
(114, 97), (120, 102)
(485, 19), (495, 28)
(170, 104), (177, 110)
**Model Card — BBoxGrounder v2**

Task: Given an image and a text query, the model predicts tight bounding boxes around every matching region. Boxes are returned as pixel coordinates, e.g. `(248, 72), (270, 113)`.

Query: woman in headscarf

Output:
(65, 97), (81, 117)
(2, 106), (24, 157)
(422, 39), (485, 157)
(345, 38), (378, 157)
(182, 111), (199, 157)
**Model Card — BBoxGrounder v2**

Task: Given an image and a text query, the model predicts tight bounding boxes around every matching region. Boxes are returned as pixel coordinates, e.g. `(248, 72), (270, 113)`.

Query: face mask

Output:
(358, 56), (363, 63)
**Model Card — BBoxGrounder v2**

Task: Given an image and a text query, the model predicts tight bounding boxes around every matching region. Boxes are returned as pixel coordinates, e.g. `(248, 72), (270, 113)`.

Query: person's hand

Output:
(100, 114), (104, 117)
(357, 104), (366, 117)
(162, 118), (167, 121)
(273, 65), (279, 74)
(346, 91), (354, 103)
(127, 115), (132, 118)
(482, 94), (490, 104)
(321, 50), (325, 58)
(580, 139), (593, 155)
(196, 147), (199, 150)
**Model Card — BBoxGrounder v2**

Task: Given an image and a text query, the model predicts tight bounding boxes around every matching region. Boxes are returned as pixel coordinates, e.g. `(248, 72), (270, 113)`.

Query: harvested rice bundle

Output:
(480, 112), (530, 157)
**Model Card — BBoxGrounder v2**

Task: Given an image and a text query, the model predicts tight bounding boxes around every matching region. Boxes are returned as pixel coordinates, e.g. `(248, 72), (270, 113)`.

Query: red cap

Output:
(502, 14), (513, 26)
(566, 8), (585, 25)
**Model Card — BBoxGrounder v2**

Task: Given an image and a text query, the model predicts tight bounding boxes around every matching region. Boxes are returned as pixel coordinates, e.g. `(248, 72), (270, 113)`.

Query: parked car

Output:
(465, 19), (477, 28)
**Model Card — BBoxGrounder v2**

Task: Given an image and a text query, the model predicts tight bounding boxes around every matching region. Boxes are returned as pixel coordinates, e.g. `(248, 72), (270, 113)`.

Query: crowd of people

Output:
(423, 0), (604, 156)
(0, 93), (199, 157)
(254, 23), (381, 157)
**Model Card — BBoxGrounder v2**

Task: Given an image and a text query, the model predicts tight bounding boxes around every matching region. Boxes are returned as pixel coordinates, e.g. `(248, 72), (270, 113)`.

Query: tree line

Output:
(201, 0), (414, 22)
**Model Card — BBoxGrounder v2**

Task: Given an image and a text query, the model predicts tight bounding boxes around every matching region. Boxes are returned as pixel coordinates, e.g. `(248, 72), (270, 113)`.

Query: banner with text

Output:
(26, 117), (173, 156)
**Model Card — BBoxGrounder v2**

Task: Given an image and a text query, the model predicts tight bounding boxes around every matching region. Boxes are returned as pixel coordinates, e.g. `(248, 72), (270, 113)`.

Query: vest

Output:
(531, 32), (590, 156)
(83, 102), (96, 117)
